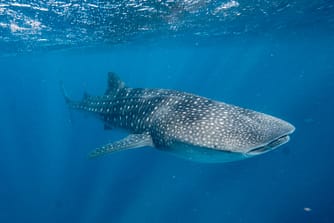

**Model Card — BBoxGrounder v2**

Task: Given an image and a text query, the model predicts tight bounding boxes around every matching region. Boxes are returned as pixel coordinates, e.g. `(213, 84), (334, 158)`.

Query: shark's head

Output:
(224, 111), (296, 157)
(165, 108), (295, 163)
(245, 125), (295, 157)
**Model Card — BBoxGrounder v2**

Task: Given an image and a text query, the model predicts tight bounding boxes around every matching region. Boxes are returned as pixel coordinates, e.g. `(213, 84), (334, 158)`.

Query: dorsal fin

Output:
(105, 72), (125, 95)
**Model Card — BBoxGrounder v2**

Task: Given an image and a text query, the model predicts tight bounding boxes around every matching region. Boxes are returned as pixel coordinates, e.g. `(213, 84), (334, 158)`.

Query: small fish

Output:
(62, 72), (295, 163)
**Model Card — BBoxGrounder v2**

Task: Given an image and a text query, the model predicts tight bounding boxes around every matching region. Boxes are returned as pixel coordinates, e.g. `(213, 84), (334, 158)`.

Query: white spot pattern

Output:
(69, 87), (294, 153)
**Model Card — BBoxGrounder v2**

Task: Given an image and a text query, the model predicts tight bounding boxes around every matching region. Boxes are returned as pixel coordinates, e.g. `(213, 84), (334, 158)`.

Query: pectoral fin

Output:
(89, 133), (154, 158)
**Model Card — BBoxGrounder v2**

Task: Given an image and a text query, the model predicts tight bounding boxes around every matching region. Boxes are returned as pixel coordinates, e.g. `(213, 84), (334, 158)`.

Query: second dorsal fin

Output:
(105, 72), (126, 95)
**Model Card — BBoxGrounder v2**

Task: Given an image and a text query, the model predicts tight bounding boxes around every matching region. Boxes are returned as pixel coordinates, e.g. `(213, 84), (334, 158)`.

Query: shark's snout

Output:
(246, 118), (295, 156)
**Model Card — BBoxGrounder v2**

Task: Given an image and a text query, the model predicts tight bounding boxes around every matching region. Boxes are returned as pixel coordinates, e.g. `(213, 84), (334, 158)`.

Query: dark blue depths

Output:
(0, 36), (334, 223)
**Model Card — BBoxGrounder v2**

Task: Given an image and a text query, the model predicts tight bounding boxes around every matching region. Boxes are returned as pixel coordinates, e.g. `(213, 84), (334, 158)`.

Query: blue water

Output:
(1, 1), (334, 223)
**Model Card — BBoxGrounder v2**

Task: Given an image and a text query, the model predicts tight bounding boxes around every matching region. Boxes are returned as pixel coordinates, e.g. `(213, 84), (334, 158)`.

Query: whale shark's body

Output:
(63, 72), (295, 163)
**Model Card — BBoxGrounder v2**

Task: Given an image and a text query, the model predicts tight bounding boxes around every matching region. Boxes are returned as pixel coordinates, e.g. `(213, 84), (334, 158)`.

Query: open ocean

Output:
(0, 1), (333, 222)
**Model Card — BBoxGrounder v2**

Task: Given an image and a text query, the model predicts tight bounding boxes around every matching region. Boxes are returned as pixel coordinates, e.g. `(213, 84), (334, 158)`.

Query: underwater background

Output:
(0, 0), (334, 222)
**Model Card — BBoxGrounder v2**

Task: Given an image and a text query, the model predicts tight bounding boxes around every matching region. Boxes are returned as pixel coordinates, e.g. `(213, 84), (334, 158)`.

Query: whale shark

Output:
(62, 72), (295, 163)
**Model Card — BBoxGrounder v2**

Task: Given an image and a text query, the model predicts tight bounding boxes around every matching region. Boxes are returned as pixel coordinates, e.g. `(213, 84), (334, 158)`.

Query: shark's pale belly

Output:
(161, 142), (248, 163)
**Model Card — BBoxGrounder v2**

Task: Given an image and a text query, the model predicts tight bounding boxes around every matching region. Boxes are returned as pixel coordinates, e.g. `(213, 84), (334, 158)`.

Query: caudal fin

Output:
(60, 81), (71, 104)
(60, 81), (90, 111)
(60, 81), (75, 124)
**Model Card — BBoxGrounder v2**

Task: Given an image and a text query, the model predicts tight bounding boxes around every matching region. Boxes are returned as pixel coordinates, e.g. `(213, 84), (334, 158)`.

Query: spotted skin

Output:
(64, 72), (295, 162)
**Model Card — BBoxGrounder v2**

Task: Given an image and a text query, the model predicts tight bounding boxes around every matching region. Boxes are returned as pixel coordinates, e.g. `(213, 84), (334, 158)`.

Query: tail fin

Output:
(60, 81), (71, 104)
(60, 81), (89, 108)
(105, 72), (126, 95)
(60, 81), (74, 125)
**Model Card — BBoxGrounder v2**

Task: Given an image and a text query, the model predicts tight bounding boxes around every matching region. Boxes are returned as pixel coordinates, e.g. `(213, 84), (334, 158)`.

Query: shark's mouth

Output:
(247, 135), (290, 155)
